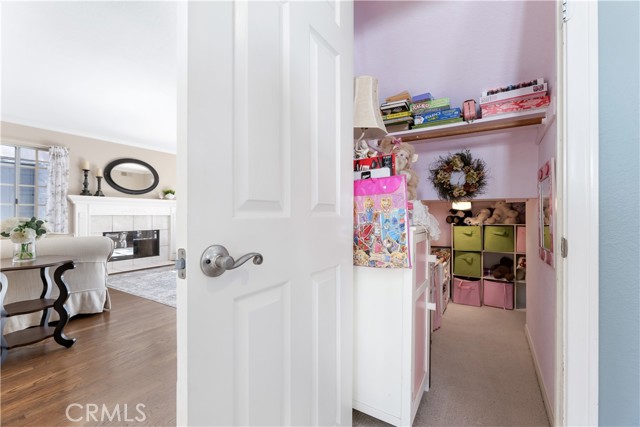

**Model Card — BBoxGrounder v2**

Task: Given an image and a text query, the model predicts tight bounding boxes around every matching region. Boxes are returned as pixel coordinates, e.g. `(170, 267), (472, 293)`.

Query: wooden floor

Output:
(1, 289), (176, 427)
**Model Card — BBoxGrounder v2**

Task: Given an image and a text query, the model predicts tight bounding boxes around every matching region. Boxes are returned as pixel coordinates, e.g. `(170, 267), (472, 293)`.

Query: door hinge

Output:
(176, 248), (186, 279)
(562, 0), (569, 22)
(561, 238), (568, 258)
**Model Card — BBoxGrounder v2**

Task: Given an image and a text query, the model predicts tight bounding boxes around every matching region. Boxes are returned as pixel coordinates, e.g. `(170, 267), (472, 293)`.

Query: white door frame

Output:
(556, 0), (599, 425)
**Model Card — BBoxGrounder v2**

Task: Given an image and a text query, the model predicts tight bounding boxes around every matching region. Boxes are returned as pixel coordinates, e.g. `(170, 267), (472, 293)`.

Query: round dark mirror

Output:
(104, 158), (159, 195)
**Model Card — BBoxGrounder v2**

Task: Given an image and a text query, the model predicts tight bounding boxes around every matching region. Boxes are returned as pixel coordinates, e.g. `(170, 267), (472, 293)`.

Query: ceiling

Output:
(1, 2), (178, 153)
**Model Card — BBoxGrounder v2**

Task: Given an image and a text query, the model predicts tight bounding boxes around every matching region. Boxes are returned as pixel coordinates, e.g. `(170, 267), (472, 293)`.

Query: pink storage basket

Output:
(516, 226), (526, 253)
(453, 278), (482, 307)
(483, 280), (514, 310)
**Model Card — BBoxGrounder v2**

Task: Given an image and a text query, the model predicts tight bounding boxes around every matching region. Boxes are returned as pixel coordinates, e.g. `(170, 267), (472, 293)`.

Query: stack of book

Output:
(380, 91), (413, 132)
(479, 78), (550, 117)
(411, 97), (462, 129)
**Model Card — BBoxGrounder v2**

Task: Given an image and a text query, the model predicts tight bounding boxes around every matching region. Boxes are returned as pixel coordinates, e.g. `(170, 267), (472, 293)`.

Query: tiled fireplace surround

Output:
(67, 195), (177, 273)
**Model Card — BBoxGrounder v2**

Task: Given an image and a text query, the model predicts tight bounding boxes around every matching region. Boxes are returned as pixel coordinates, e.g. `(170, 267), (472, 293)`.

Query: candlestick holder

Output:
(94, 176), (105, 197)
(80, 169), (92, 195)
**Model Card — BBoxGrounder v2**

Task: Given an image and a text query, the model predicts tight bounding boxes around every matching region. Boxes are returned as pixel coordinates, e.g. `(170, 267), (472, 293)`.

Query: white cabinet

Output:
(353, 227), (434, 426)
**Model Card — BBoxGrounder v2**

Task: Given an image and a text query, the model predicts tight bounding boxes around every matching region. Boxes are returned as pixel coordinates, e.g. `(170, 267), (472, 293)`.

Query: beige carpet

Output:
(353, 303), (550, 427)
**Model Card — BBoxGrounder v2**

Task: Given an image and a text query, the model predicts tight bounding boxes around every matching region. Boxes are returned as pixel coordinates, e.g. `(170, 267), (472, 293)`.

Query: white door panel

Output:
(177, 1), (353, 426)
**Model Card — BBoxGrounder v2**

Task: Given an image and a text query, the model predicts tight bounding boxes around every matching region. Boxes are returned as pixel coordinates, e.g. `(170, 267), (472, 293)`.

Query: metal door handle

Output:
(200, 245), (263, 277)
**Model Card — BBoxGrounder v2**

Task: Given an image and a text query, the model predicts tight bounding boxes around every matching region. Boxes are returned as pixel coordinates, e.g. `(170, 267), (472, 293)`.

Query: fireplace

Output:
(104, 230), (160, 261)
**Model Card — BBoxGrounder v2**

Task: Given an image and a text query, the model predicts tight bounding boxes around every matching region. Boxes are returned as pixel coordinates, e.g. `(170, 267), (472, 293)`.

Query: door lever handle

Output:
(201, 245), (263, 277)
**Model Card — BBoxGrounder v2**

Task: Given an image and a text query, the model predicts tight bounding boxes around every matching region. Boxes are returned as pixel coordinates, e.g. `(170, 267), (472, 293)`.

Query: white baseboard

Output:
(525, 324), (555, 426)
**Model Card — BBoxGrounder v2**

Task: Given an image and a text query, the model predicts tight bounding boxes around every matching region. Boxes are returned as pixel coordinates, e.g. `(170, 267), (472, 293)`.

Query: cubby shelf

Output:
(389, 108), (548, 144)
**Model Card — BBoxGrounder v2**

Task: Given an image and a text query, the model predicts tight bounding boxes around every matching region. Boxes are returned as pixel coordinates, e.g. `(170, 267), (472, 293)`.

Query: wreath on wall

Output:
(429, 150), (488, 202)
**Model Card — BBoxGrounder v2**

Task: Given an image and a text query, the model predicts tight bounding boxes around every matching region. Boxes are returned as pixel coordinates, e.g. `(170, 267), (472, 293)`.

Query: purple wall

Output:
(355, 0), (558, 415)
(355, 0), (556, 201)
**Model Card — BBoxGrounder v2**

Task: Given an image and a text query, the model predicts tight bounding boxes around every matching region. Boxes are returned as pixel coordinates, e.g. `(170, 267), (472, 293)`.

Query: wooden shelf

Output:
(3, 299), (56, 317)
(389, 108), (548, 143)
(4, 326), (56, 349)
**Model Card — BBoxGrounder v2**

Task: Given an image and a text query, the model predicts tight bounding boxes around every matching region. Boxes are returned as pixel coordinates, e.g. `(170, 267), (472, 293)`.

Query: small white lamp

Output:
(353, 76), (387, 156)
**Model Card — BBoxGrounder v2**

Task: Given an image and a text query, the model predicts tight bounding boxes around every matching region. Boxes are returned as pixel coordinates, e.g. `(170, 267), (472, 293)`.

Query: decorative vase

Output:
(164, 193), (175, 200)
(13, 238), (36, 262)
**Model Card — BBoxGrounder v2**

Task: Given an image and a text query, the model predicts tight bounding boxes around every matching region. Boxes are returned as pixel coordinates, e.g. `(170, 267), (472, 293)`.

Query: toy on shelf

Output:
(464, 208), (491, 225)
(378, 136), (419, 200)
(490, 256), (515, 281)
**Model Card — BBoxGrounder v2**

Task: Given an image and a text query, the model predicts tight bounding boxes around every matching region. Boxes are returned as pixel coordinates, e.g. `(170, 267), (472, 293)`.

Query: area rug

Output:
(107, 266), (176, 307)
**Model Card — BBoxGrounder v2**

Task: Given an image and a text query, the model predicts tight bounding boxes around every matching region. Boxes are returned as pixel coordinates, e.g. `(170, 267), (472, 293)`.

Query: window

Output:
(0, 144), (50, 221)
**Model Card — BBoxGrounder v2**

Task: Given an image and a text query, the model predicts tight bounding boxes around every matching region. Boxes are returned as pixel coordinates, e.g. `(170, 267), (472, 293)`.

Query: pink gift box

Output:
(483, 280), (514, 310)
(453, 278), (482, 307)
(481, 95), (550, 117)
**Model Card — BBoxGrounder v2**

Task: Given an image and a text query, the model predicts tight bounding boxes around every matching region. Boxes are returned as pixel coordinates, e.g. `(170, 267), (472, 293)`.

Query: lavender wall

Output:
(526, 118), (558, 411)
(355, 0), (556, 201)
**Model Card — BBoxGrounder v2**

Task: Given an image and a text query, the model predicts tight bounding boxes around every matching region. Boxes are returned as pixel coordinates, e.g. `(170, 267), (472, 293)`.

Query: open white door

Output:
(176, 1), (353, 425)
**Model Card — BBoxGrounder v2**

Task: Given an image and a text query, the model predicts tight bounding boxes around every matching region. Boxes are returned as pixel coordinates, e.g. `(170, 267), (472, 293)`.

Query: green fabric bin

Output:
(453, 251), (482, 277)
(453, 226), (482, 251)
(484, 226), (515, 252)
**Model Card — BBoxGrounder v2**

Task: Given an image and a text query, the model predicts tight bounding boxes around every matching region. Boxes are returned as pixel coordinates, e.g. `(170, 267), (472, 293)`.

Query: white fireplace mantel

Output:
(68, 195), (177, 262)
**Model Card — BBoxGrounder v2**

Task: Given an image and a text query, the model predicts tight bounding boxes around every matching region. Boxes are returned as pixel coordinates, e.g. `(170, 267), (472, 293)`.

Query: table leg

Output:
(1, 272), (9, 363)
(39, 266), (53, 326)
(52, 262), (76, 348)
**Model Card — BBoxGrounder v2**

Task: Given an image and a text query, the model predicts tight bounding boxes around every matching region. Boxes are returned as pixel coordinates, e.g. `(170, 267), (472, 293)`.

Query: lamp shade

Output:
(353, 76), (387, 139)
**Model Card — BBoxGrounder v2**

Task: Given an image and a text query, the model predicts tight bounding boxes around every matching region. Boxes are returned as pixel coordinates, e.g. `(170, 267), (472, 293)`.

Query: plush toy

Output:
(378, 136), (419, 200)
(503, 209), (519, 225)
(354, 139), (377, 159)
(516, 257), (526, 280)
(446, 209), (471, 225)
(487, 200), (520, 225)
(491, 256), (515, 281)
(464, 208), (491, 226)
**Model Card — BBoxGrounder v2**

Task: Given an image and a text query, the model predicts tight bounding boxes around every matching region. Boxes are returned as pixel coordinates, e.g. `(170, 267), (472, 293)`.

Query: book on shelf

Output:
(354, 153), (396, 175)
(479, 82), (547, 105)
(480, 95), (550, 117)
(481, 78), (544, 97)
(412, 92), (433, 103)
(383, 116), (414, 125)
(411, 105), (450, 116)
(382, 111), (412, 121)
(385, 122), (412, 133)
(385, 90), (411, 103)
(414, 107), (461, 125)
(412, 117), (463, 129)
(410, 97), (450, 113)
(380, 100), (410, 114)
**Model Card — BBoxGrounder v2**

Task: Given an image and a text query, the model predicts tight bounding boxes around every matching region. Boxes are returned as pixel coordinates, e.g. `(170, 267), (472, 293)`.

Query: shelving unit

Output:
(389, 109), (548, 144)
(451, 224), (527, 310)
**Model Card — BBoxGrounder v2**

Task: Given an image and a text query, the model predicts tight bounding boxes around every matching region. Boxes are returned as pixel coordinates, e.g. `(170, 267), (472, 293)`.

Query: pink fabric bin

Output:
(483, 280), (514, 310)
(453, 278), (482, 307)
(516, 226), (527, 253)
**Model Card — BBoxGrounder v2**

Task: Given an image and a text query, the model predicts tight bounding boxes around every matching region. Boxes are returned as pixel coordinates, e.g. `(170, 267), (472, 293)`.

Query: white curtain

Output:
(46, 146), (70, 233)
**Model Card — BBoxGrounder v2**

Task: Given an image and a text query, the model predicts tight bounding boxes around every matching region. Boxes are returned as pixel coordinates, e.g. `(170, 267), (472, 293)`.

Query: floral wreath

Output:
(429, 150), (487, 202)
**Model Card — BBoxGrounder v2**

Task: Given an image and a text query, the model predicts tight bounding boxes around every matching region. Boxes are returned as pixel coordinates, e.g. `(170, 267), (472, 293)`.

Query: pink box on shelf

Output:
(483, 280), (514, 310)
(516, 226), (527, 253)
(480, 95), (550, 117)
(453, 278), (482, 307)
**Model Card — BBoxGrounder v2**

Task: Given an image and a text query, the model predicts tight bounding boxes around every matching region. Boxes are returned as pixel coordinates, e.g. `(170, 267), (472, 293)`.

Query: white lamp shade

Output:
(353, 76), (387, 139)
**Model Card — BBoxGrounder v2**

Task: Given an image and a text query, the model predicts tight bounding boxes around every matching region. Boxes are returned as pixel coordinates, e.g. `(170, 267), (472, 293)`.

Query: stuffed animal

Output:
(446, 209), (471, 225)
(464, 208), (491, 226)
(487, 200), (520, 225)
(378, 136), (419, 200)
(491, 256), (515, 281)
(354, 139), (377, 159)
